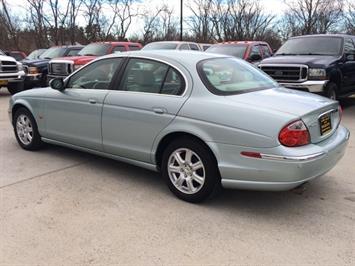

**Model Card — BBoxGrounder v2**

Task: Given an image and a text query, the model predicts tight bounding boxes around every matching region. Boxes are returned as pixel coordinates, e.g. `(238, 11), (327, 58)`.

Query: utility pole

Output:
(180, 0), (183, 41)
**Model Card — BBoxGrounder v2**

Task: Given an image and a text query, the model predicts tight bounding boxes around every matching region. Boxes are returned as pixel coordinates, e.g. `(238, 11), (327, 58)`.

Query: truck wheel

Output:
(7, 82), (24, 95)
(324, 82), (338, 100)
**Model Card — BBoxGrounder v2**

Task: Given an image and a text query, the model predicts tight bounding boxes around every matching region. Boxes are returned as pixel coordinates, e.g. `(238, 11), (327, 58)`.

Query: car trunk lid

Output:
(225, 87), (340, 144)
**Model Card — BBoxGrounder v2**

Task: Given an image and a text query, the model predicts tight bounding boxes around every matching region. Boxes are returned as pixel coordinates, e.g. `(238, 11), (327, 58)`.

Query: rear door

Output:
(102, 57), (189, 163)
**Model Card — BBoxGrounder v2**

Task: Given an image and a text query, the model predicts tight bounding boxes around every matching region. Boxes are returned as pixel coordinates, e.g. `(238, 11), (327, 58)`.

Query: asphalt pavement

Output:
(0, 88), (354, 265)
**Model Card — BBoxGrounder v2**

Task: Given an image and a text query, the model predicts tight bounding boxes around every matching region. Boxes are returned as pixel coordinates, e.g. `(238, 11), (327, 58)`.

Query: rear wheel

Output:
(13, 108), (43, 150)
(161, 138), (220, 203)
(324, 82), (338, 100)
(7, 82), (24, 95)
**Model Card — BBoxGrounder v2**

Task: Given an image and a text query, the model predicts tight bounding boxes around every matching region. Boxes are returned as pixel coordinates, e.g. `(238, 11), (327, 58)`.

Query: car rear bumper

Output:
(280, 80), (328, 93)
(211, 125), (350, 191)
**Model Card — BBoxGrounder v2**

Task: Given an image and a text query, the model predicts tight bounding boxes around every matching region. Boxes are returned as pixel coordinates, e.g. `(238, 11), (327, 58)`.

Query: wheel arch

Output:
(154, 131), (219, 170)
(11, 101), (35, 126)
(328, 68), (342, 88)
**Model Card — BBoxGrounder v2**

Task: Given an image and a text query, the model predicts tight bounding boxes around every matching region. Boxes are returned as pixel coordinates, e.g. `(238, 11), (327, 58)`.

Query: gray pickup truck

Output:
(0, 49), (26, 95)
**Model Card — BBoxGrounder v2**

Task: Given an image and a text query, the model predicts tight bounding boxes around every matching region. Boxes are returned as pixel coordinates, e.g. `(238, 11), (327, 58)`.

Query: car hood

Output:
(0, 54), (17, 62)
(52, 55), (97, 65)
(22, 58), (50, 67)
(225, 87), (334, 117)
(260, 55), (339, 68)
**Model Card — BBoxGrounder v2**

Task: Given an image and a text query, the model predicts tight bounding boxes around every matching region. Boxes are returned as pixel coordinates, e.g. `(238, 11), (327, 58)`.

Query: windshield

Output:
(40, 47), (66, 59)
(198, 57), (278, 95)
(206, 44), (247, 58)
(143, 43), (178, 50)
(27, 49), (47, 60)
(276, 37), (343, 56)
(78, 43), (110, 56)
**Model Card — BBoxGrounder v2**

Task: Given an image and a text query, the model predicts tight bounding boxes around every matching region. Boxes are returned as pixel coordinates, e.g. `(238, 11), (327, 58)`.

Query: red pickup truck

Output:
(205, 41), (273, 64)
(48, 41), (142, 79)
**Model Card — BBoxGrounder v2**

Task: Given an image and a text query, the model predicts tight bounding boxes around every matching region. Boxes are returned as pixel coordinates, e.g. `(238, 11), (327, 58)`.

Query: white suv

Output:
(0, 49), (26, 95)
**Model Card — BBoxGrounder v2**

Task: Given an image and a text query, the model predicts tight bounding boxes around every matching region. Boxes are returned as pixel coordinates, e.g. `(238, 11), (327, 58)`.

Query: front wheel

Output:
(13, 108), (43, 150)
(161, 138), (220, 203)
(324, 82), (338, 100)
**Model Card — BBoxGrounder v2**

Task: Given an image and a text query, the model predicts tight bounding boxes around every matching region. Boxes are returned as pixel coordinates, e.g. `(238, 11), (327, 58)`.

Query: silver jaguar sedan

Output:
(9, 51), (350, 202)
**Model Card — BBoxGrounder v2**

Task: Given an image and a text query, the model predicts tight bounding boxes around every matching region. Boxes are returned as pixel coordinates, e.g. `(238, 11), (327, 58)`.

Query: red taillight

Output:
(279, 120), (310, 147)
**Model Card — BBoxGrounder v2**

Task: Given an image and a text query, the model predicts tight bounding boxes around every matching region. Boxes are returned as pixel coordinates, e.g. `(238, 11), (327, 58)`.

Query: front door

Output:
(44, 58), (123, 150)
(102, 58), (189, 163)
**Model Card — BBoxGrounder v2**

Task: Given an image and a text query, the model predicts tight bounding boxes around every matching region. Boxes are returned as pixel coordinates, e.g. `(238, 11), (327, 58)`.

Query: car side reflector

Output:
(241, 151), (262, 158)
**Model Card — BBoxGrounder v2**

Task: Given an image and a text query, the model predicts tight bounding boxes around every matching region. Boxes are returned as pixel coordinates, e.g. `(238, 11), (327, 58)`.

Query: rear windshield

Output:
(79, 43), (110, 56)
(40, 47), (66, 59)
(198, 57), (278, 95)
(276, 37), (343, 56)
(206, 44), (247, 58)
(143, 43), (178, 50)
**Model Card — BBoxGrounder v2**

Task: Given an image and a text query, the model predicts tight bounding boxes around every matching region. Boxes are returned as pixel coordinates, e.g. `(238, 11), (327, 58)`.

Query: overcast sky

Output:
(8, 0), (288, 36)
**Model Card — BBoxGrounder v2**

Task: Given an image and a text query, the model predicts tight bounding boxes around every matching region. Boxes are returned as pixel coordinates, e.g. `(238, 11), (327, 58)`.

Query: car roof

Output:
(102, 50), (228, 65)
(290, 34), (354, 39)
(213, 41), (269, 46)
(88, 41), (141, 45)
(146, 41), (199, 45)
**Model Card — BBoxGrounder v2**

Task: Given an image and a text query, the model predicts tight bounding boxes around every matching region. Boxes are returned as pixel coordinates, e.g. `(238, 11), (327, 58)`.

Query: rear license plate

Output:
(0, 80), (8, 86)
(319, 113), (332, 135)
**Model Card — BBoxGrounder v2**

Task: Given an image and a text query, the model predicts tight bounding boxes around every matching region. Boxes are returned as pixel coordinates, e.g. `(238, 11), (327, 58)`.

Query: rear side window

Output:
(179, 44), (190, 50)
(250, 45), (262, 57)
(113, 46), (126, 53)
(189, 44), (200, 51)
(120, 58), (185, 95)
(67, 49), (81, 56)
(128, 45), (141, 51)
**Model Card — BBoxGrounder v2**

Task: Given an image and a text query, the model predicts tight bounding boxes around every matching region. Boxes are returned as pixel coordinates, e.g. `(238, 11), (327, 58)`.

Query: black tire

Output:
(324, 82), (338, 100)
(13, 107), (43, 150)
(7, 82), (24, 95)
(161, 137), (220, 203)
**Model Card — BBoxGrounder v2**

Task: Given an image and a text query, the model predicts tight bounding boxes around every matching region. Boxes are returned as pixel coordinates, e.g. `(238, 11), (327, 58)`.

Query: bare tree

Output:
(344, 1), (355, 34)
(0, 0), (20, 49)
(67, 0), (84, 44)
(282, 0), (344, 37)
(187, 0), (214, 42)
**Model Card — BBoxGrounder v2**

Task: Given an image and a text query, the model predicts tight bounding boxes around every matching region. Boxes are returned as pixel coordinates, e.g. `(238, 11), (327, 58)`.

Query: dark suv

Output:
(259, 34), (355, 99)
(22, 45), (83, 89)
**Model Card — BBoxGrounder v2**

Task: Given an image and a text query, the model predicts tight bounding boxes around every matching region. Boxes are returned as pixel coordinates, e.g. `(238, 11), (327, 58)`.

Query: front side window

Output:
(198, 57), (278, 95)
(276, 37), (343, 56)
(67, 58), (122, 90)
(261, 45), (272, 58)
(179, 44), (190, 50)
(344, 38), (355, 54)
(250, 45), (262, 57)
(120, 58), (185, 95)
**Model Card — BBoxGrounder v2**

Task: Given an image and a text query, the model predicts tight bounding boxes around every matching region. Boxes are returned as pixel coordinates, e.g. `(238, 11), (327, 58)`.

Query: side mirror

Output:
(249, 54), (262, 62)
(345, 54), (355, 61)
(50, 78), (65, 91)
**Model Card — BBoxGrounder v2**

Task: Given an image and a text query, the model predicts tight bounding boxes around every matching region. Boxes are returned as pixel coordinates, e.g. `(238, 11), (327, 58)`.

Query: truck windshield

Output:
(276, 37), (343, 56)
(78, 43), (110, 56)
(26, 49), (47, 60)
(40, 47), (66, 59)
(206, 44), (247, 58)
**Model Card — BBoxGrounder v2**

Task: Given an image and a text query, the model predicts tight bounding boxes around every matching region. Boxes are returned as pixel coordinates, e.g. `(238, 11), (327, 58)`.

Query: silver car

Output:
(9, 51), (350, 202)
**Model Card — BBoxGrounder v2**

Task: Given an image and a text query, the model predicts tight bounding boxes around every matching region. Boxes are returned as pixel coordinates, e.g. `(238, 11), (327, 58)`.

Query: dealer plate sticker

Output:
(319, 113), (332, 135)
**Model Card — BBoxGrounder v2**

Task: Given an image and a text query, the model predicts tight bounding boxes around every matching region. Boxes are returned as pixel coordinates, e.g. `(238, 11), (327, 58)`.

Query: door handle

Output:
(152, 107), (166, 114)
(89, 99), (97, 104)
